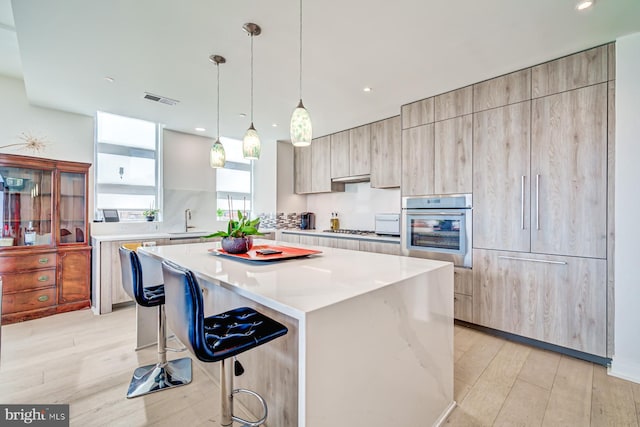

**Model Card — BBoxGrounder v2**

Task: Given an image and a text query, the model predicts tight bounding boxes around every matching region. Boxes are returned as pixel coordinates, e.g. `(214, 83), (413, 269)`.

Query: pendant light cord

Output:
(250, 33), (254, 123)
(299, 0), (303, 100)
(216, 62), (220, 140)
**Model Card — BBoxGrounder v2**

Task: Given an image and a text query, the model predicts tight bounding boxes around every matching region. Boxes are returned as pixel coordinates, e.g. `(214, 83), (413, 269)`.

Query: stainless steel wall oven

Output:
(401, 194), (472, 268)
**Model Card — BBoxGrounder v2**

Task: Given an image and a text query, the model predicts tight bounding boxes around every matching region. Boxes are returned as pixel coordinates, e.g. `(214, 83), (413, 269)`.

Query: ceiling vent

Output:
(143, 92), (179, 106)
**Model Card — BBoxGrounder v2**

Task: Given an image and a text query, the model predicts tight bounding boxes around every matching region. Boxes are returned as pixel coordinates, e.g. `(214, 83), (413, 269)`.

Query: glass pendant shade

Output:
(243, 124), (261, 159)
(210, 139), (226, 168)
(290, 100), (312, 147)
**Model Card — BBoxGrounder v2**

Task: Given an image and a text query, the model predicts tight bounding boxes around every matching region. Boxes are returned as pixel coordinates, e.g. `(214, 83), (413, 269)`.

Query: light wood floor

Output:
(1, 306), (638, 426)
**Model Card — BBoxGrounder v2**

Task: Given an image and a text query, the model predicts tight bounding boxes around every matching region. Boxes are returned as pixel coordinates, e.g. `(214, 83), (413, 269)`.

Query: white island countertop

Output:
(140, 239), (444, 319)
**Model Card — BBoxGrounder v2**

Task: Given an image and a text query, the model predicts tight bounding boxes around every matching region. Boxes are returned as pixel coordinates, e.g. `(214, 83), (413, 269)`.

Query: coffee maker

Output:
(300, 212), (316, 230)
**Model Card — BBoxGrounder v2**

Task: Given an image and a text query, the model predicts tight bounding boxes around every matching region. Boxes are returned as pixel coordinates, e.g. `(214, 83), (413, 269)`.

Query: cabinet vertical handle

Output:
(521, 176), (526, 230)
(39, 257), (48, 264)
(535, 174), (540, 230)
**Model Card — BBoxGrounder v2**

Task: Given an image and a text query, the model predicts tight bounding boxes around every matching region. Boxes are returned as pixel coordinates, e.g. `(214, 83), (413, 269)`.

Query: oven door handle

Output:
(404, 210), (465, 216)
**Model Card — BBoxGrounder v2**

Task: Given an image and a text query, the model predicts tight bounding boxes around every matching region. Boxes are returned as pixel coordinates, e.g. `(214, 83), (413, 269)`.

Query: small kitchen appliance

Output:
(375, 213), (401, 236)
(300, 212), (315, 230)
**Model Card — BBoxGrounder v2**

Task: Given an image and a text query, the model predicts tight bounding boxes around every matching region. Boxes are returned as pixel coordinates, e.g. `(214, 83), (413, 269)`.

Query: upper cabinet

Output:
(473, 69), (531, 112)
(531, 45), (608, 98)
(434, 86), (473, 121)
(401, 97), (434, 129)
(0, 154), (91, 324)
(434, 115), (472, 194)
(330, 124), (371, 179)
(401, 124), (434, 196)
(371, 116), (401, 188)
(295, 136), (345, 194)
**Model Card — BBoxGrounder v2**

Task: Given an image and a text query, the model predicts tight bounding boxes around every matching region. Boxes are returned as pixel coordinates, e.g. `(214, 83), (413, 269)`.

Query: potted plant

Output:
(205, 210), (263, 254)
(143, 208), (159, 221)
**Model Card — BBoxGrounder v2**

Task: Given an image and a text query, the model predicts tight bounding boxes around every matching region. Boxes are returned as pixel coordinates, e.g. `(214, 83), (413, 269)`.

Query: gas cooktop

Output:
(322, 229), (377, 236)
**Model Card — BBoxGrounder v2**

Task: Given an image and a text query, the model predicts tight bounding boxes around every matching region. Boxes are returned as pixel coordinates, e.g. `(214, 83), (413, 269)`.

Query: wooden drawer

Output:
(2, 268), (56, 293)
(0, 252), (57, 273)
(454, 293), (473, 323)
(2, 287), (56, 314)
(454, 267), (473, 295)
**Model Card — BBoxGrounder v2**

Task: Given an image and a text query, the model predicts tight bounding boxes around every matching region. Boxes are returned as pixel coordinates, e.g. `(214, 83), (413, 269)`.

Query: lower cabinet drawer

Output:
(454, 293), (473, 322)
(2, 269), (56, 293)
(0, 252), (57, 273)
(2, 287), (56, 314)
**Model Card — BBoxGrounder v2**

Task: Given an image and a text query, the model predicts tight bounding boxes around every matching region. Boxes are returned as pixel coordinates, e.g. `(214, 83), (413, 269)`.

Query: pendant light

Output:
(242, 23), (262, 160)
(290, 0), (312, 147)
(209, 55), (226, 168)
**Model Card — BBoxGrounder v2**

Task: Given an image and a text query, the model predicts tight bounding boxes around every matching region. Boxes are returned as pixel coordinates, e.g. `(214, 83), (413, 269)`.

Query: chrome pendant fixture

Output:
(242, 23), (261, 160)
(209, 55), (226, 168)
(290, 0), (312, 147)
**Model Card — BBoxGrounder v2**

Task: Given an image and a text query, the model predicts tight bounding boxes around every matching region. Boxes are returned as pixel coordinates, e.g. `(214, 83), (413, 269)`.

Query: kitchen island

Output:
(139, 240), (454, 427)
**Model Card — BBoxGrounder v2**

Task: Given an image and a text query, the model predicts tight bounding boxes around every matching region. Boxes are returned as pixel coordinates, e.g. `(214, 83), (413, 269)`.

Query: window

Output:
(95, 112), (161, 221)
(216, 137), (252, 219)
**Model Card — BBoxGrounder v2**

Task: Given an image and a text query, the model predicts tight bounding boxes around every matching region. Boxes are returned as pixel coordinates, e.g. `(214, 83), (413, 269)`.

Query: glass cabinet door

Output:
(0, 166), (53, 247)
(59, 172), (86, 244)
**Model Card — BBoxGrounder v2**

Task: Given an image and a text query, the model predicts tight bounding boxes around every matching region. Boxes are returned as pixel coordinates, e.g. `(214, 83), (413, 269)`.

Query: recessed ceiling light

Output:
(195, 127), (206, 132)
(272, 123), (278, 127)
(575, 0), (594, 10)
(363, 87), (372, 92)
(239, 113), (247, 118)
(104, 76), (115, 83)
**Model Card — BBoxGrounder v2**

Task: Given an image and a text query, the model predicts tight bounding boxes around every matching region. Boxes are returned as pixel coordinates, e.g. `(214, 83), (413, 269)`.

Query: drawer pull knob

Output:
(38, 275), (48, 282)
(37, 295), (49, 302)
(39, 258), (49, 264)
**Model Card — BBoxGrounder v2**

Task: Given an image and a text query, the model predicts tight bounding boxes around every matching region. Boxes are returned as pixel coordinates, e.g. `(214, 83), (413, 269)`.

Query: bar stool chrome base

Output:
(220, 358), (268, 427)
(127, 357), (192, 399)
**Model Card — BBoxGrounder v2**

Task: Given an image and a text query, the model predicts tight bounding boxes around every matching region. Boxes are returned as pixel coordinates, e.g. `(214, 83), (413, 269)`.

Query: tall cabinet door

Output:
(434, 114), (472, 194)
(294, 146), (312, 194)
(531, 84), (607, 258)
(311, 135), (332, 193)
(371, 116), (401, 188)
(473, 101), (531, 252)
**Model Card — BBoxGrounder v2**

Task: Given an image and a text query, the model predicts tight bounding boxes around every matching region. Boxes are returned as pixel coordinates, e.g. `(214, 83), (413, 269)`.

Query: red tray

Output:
(209, 244), (322, 262)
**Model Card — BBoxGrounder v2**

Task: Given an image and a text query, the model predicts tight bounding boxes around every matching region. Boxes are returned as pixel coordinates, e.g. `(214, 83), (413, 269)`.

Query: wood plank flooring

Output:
(1, 306), (638, 426)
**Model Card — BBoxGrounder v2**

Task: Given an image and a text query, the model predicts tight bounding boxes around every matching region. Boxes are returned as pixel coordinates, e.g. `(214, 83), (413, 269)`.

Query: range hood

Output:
(331, 174), (370, 184)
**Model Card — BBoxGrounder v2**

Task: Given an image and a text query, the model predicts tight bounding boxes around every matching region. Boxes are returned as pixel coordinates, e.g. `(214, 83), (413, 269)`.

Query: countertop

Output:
(139, 239), (448, 319)
(279, 228), (401, 243)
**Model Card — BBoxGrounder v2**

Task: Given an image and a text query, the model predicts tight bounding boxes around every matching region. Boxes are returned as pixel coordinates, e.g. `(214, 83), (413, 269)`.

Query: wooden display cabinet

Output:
(0, 154), (91, 324)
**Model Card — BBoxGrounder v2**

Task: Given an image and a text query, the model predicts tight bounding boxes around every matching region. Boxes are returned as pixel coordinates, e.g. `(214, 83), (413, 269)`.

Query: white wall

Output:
(306, 183), (400, 231)
(0, 74), (95, 213)
(611, 32), (640, 383)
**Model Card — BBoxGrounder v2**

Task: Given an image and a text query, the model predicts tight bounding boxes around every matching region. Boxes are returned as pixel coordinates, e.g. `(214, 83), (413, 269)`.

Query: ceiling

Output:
(1, 0), (640, 145)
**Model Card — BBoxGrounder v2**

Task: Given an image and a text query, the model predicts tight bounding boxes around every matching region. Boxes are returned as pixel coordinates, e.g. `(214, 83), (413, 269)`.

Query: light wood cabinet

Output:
(298, 235), (318, 246)
(434, 115), (472, 194)
(278, 232), (300, 244)
(330, 130), (350, 178)
(473, 248), (606, 357)
(401, 124), (434, 196)
(454, 294), (473, 323)
(434, 86), (473, 121)
(473, 101), (531, 252)
(453, 268), (473, 322)
(531, 45), (607, 98)
(318, 236), (359, 251)
(0, 154), (91, 324)
(371, 116), (401, 188)
(349, 125), (371, 176)
(294, 146), (312, 194)
(401, 97), (434, 129)
(296, 136), (344, 194)
(330, 125), (370, 179)
(531, 84), (607, 258)
(473, 69), (531, 112)
(358, 240), (401, 256)
(454, 267), (473, 295)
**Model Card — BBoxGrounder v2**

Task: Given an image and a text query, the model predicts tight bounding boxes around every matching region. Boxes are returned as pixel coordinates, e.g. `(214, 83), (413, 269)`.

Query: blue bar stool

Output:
(161, 260), (288, 427)
(119, 246), (192, 398)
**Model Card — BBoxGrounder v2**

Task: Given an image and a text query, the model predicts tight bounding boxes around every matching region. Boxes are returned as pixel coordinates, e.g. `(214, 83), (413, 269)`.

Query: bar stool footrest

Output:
(231, 388), (268, 427)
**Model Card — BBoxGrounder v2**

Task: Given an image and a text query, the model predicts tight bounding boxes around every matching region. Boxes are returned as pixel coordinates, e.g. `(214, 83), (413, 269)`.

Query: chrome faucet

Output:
(185, 208), (195, 232)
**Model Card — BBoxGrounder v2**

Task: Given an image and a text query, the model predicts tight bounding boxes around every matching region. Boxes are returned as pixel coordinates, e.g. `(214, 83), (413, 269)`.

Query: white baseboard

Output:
(609, 357), (640, 384)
